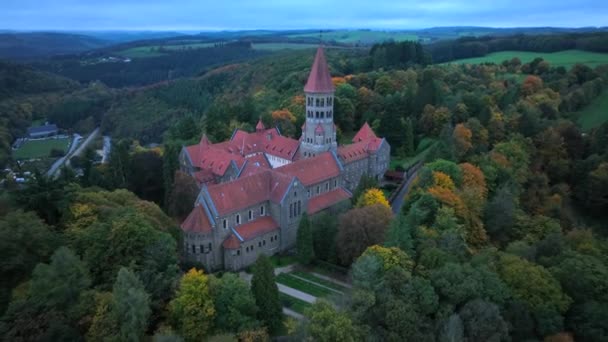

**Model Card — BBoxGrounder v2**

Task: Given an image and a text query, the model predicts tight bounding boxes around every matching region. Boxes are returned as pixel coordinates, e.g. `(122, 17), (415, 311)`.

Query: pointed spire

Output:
(256, 117), (265, 132)
(304, 46), (335, 93)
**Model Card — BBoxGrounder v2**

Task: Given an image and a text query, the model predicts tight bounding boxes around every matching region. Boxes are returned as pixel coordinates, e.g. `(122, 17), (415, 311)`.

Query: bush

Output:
(49, 148), (65, 158)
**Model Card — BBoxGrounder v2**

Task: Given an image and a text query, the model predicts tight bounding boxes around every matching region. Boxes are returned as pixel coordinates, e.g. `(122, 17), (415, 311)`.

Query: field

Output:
(288, 30), (417, 44)
(577, 89), (608, 130)
(447, 50), (608, 69)
(13, 138), (70, 160)
(276, 273), (336, 297)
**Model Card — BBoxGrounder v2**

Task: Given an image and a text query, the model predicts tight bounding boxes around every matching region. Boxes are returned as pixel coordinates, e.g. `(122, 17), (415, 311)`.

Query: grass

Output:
(13, 138), (70, 160)
(288, 30), (417, 44)
(276, 273), (334, 297)
(251, 43), (318, 51)
(446, 50), (608, 69)
(290, 271), (348, 292)
(118, 42), (219, 58)
(577, 89), (608, 131)
(279, 293), (312, 315)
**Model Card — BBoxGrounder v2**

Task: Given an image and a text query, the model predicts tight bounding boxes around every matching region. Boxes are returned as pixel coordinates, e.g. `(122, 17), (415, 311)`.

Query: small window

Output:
(248, 210), (252, 220)
(258, 241), (262, 247)
(307, 189), (310, 198)
(316, 186), (320, 194)
(237, 250), (241, 256)
(200, 245), (204, 253)
(223, 219), (227, 229)
(270, 236), (273, 242)
(326, 182), (329, 190)
(334, 180), (337, 187)
(294, 191), (297, 197)
(251, 245), (254, 251)
(236, 214), (241, 225)
(192, 245), (196, 254)
(263, 240), (266, 246)
(260, 206), (265, 216)
(208, 243), (212, 252)
(246, 246), (249, 253)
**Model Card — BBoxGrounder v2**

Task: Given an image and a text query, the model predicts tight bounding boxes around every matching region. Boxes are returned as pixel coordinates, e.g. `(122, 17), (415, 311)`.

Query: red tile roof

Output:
(307, 188), (352, 214)
(239, 154), (271, 178)
(256, 118), (265, 131)
(185, 144), (244, 177)
(206, 170), (294, 215)
(223, 234), (241, 249)
(304, 47), (335, 93)
(181, 205), (213, 234)
(338, 141), (370, 163)
(234, 216), (279, 241)
(353, 122), (377, 142)
(276, 152), (341, 186)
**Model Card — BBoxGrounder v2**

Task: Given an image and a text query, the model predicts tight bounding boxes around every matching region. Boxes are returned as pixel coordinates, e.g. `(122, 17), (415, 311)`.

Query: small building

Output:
(27, 124), (58, 138)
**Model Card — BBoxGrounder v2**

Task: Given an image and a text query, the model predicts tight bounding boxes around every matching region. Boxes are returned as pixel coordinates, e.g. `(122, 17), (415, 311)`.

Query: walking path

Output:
(282, 308), (304, 320)
(277, 283), (317, 304)
(310, 272), (352, 289)
(390, 168), (420, 214)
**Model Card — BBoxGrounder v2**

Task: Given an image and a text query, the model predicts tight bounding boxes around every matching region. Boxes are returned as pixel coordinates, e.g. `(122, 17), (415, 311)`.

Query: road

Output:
(390, 169), (420, 215)
(47, 127), (100, 179)
(101, 136), (111, 164)
(45, 134), (81, 178)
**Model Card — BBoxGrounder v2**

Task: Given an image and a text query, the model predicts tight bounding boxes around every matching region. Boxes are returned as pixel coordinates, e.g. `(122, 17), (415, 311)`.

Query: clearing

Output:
(577, 89), (608, 131)
(446, 50), (608, 69)
(13, 138), (70, 160)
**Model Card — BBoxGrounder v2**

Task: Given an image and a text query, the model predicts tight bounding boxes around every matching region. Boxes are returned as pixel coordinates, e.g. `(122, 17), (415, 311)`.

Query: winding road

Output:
(47, 127), (100, 179)
(390, 168), (420, 215)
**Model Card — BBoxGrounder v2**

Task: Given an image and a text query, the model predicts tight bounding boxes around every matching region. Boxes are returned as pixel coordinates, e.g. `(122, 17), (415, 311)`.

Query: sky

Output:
(2, 0), (607, 31)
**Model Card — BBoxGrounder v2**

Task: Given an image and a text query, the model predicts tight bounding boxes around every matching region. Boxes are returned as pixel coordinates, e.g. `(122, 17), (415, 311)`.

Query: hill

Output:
(0, 32), (111, 59)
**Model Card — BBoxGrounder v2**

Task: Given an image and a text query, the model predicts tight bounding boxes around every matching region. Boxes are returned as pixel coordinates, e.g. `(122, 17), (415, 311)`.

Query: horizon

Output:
(2, 0), (608, 31)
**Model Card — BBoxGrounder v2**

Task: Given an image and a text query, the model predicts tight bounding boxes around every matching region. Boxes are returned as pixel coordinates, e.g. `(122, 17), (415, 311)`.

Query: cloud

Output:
(1, 0), (607, 30)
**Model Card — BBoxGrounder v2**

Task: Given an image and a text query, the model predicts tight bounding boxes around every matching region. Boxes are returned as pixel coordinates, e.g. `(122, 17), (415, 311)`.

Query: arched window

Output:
(320, 98), (325, 106)
(316, 98), (320, 106)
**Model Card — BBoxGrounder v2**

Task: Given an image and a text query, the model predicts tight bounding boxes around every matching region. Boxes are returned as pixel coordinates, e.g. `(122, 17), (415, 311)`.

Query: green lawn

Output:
(13, 138), (70, 160)
(577, 89), (608, 131)
(251, 43), (318, 51)
(276, 273), (334, 297)
(288, 30), (417, 44)
(446, 50), (608, 69)
(279, 293), (312, 315)
(290, 271), (347, 292)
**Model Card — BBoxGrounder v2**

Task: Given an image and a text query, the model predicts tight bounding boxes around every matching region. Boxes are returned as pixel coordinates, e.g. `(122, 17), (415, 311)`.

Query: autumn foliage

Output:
(356, 188), (391, 209)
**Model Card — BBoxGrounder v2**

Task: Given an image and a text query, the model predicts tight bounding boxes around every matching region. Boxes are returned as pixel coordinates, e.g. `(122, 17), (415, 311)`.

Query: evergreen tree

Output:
(403, 117), (415, 157)
(296, 213), (315, 265)
(251, 255), (282, 333)
(112, 268), (151, 342)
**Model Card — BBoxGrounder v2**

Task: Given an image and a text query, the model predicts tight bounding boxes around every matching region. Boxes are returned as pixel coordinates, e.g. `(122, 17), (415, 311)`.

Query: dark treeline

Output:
(428, 32), (608, 63)
(33, 41), (266, 88)
(366, 41), (431, 70)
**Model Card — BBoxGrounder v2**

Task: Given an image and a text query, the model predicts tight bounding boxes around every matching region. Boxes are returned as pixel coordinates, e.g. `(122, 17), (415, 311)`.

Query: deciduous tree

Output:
(169, 268), (215, 341)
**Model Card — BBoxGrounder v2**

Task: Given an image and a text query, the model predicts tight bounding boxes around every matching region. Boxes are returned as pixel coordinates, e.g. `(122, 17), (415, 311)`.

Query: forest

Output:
(1, 32), (608, 341)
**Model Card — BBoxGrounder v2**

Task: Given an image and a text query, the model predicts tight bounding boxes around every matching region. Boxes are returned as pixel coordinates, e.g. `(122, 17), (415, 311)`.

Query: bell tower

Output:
(300, 46), (337, 158)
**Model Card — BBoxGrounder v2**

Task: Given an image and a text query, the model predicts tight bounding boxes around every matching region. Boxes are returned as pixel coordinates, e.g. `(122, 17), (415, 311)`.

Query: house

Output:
(178, 46), (391, 271)
(27, 124), (58, 138)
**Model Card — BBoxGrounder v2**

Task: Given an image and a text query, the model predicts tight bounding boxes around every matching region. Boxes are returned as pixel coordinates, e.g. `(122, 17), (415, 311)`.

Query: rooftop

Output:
(307, 188), (352, 214)
(304, 46), (335, 93)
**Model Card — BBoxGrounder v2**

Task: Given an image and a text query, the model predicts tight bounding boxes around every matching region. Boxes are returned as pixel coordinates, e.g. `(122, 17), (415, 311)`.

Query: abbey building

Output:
(178, 46), (390, 271)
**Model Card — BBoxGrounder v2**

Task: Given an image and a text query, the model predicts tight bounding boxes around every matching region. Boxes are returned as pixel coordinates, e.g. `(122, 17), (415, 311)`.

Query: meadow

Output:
(288, 30), (417, 44)
(577, 89), (608, 131)
(118, 42), (218, 58)
(13, 137), (70, 159)
(447, 50), (608, 69)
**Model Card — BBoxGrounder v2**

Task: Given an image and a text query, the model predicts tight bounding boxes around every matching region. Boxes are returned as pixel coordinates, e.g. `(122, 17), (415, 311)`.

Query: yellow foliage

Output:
(362, 245), (414, 272)
(332, 77), (347, 87)
(271, 109), (296, 123)
(432, 171), (455, 191)
(356, 188), (390, 209)
(460, 163), (488, 200)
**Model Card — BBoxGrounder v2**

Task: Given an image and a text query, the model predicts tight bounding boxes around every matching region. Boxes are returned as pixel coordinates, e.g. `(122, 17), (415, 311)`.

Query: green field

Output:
(118, 42), (218, 58)
(13, 138), (70, 160)
(447, 50), (608, 69)
(288, 30), (417, 44)
(290, 271), (348, 292)
(577, 89), (608, 131)
(279, 293), (311, 315)
(276, 273), (335, 297)
(251, 43), (319, 51)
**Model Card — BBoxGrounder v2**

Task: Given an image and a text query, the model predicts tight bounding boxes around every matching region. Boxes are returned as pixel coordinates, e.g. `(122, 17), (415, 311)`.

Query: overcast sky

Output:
(2, 0), (607, 31)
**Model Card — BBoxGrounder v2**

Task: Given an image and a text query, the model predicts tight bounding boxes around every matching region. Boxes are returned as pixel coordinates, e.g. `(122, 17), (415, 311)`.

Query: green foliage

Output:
(209, 274), (259, 333)
(296, 213), (314, 265)
(251, 255), (282, 333)
(112, 268), (151, 341)
(306, 300), (358, 342)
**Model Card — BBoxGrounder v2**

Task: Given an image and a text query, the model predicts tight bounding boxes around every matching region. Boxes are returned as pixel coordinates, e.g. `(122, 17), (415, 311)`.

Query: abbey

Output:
(178, 46), (390, 271)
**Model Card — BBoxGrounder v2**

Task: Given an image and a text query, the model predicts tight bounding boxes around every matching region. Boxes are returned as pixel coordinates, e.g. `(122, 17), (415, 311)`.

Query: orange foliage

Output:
(271, 109), (296, 123)
(427, 186), (466, 218)
(460, 163), (488, 199)
(544, 332), (574, 342)
(291, 95), (305, 106)
(521, 75), (543, 96)
(332, 77), (347, 87)
(453, 123), (473, 157)
(490, 151), (510, 168)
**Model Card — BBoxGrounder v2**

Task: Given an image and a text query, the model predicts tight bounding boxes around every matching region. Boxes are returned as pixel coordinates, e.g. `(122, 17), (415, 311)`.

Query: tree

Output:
(522, 75), (543, 96)
(459, 299), (509, 342)
(402, 117), (415, 157)
(337, 204), (393, 265)
(0, 210), (59, 312)
(453, 123), (473, 160)
(351, 174), (379, 204)
(385, 213), (415, 256)
(355, 188), (390, 209)
(169, 268), (215, 341)
(307, 300), (358, 342)
(251, 255), (282, 333)
(296, 213), (314, 264)
(167, 171), (199, 220)
(311, 213), (338, 263)
(112, 268), (151, 341)
(209, 273), (259, 333)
